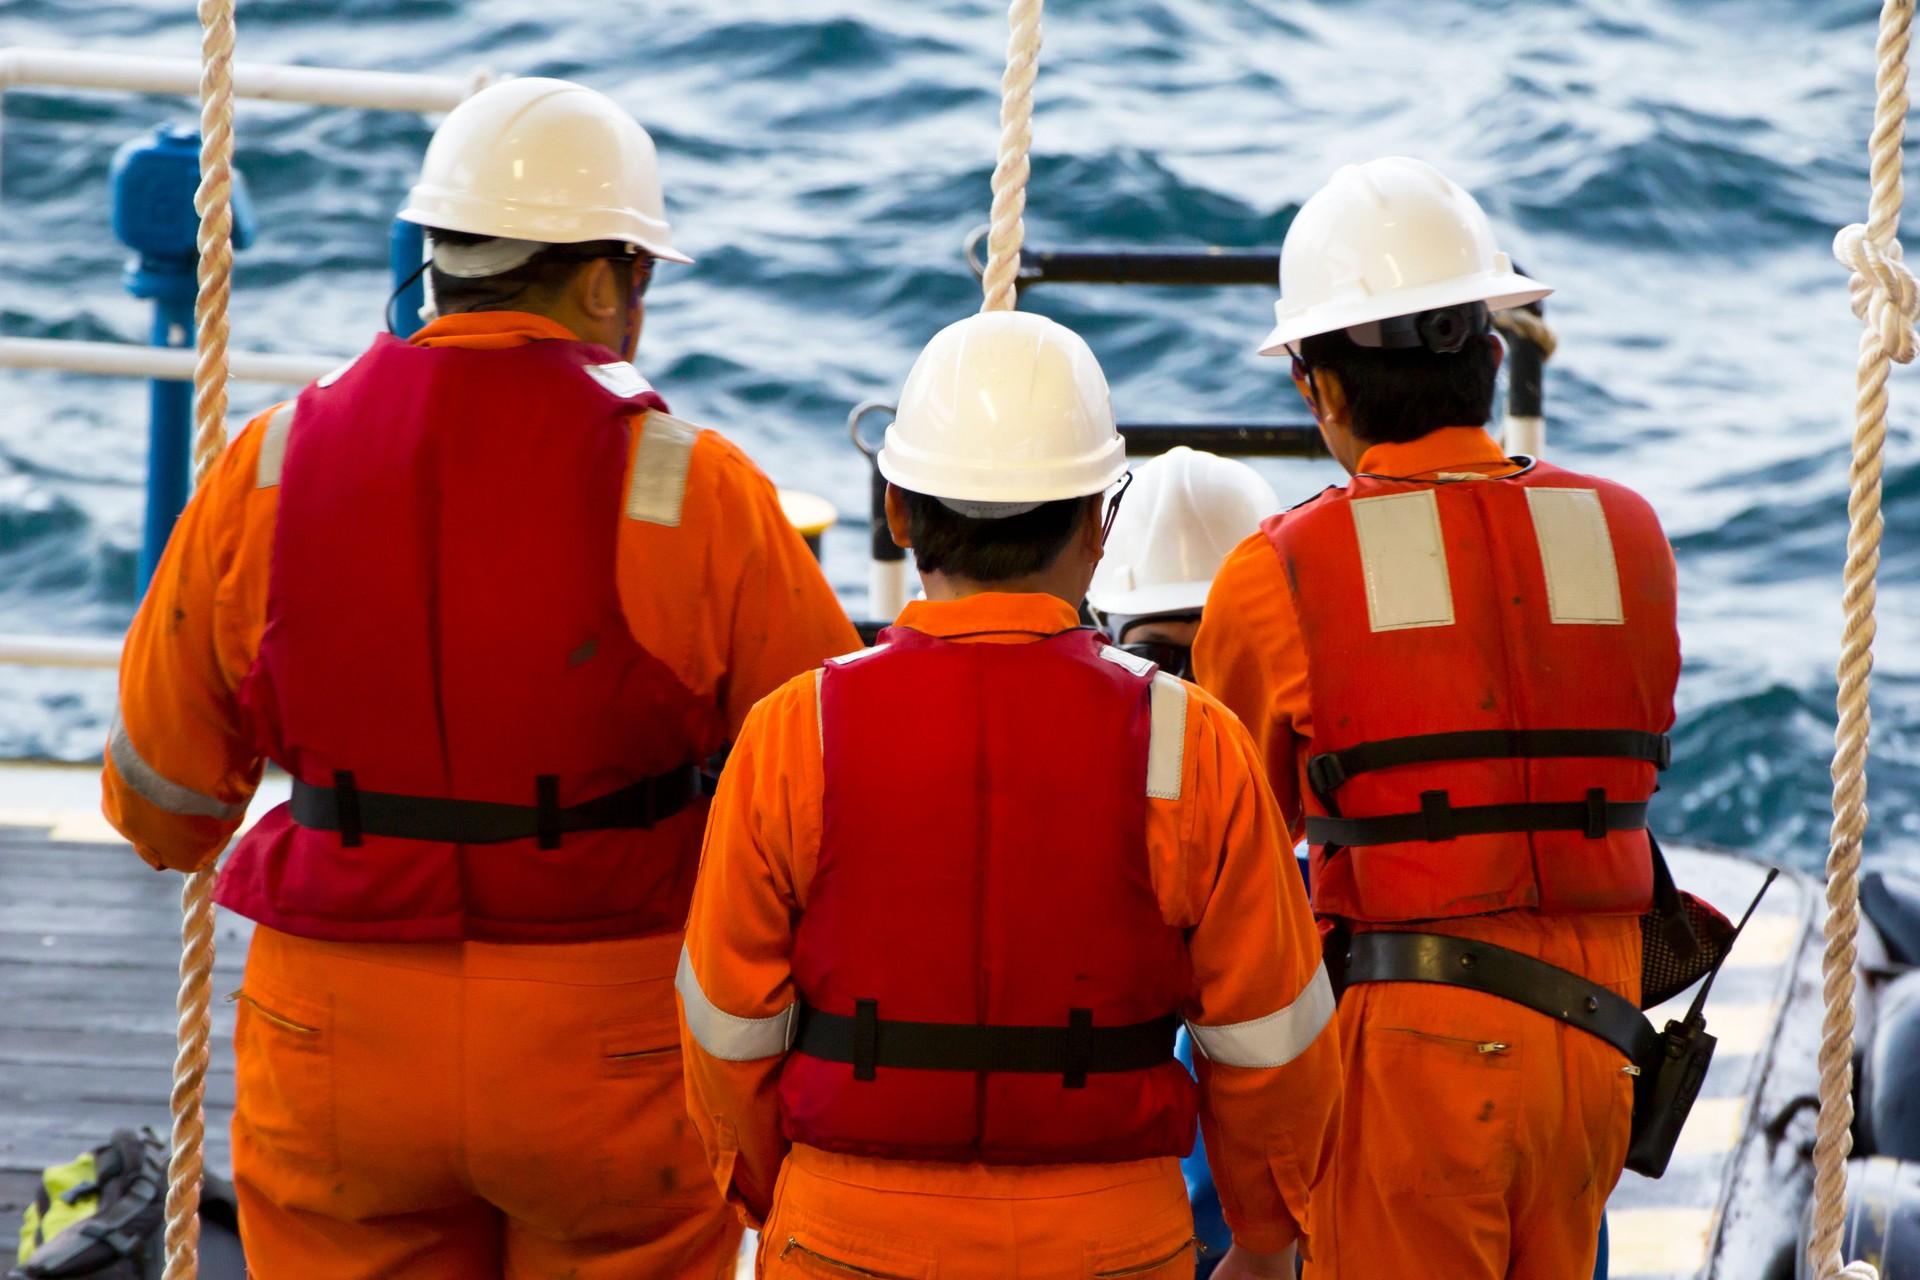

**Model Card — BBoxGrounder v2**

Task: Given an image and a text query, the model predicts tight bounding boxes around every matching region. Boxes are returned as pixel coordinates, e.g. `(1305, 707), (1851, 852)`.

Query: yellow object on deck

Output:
(779, 489), (838, 559)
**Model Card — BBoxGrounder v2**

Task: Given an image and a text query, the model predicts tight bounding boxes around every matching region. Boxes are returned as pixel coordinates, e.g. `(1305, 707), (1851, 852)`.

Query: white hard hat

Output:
(879, 311), (1127, 514)
(1259, 156), (1547, 356)
(400, 77), (692, 265)
(1087, 446), (1280, 621)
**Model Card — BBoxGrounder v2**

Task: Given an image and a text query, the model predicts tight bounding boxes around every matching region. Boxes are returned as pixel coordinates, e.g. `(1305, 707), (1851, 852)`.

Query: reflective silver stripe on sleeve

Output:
(255, 402), (295, 489)
(107, 712), (245, 820)
(625, 412), (701, 527)
(675, 944), (798, 1062)
(1147, 672), (1187, 801)
(1187, 962), (1336, 1069)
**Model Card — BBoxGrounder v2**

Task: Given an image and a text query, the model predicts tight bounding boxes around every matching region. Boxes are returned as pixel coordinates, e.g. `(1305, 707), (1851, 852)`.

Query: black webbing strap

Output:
(1306, 728), (1670, 803)
(795, 1004), (1179, 1084)
(291, 764), (702, 846)
(1339, 931), (1661, 1065)
(1305, 789), (1647, 847)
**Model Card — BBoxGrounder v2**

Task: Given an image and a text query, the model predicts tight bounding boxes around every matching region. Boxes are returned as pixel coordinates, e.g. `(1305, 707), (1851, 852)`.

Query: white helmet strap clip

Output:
(1345, 302), (1491, 354)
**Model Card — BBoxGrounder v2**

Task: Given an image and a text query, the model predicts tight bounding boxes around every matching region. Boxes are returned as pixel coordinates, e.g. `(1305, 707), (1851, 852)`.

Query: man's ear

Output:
(883, 483), (913, 550)
(575, 258), (623, 323)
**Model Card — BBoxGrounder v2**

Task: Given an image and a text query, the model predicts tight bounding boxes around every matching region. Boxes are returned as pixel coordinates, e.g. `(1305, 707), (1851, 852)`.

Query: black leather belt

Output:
(291, 764), (701, 849)
(1337, 930), (1659, 1064)
(794, 1003), (1180, 1089)
(1306, 789), (1648, 848)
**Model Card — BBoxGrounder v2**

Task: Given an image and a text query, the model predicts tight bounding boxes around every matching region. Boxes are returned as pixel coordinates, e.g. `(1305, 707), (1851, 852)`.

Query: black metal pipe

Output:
(869, 455), (905, 564)
(1120, 423), (1326, 458)
(1019, 248), (1280, 290)
(1503, 316), (1545, 421)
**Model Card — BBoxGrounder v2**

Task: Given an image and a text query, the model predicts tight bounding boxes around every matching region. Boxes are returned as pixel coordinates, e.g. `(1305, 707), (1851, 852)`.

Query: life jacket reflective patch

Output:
(624, 412), (700, 527)
(1525, 487), (1625, 624)
(1351, 489), (1454, 631)
(783, 625), (1197, 1165)
(1271, 458), (1679, 923)
(254, 401), (294, 490)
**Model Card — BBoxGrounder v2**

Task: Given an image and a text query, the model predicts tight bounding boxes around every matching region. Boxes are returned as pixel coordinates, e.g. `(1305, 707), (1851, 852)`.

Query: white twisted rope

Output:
(1810, 4), (1920, 1279)
(163, 0), (238, 1276)
(979, 0), (1042, 312)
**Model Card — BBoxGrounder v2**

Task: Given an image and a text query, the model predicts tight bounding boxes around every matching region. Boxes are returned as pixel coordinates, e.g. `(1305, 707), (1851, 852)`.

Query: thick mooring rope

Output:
(163, 0), (238, 1275)
(1810, 4), (1920, 1278)
(979, 0), (1042, 312)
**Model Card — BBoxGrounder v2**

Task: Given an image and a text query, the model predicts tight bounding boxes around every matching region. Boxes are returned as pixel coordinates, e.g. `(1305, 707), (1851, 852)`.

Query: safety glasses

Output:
(1101, 471), (1135, 544)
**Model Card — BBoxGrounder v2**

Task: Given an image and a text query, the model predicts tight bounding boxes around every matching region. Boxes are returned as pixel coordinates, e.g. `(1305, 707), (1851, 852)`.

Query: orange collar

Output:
(893, 593), (1083, 644)
(1354, 426), (1517, 480)
(411, 311), (580, 351)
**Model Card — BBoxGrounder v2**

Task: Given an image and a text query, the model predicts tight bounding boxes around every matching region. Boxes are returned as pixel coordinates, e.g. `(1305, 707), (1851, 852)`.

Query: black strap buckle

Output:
(1585, 788), (1609, 839)
(333, 770), (363, 848)
(852, 999), (879, 1081)
(1306, 753), (1348, 802)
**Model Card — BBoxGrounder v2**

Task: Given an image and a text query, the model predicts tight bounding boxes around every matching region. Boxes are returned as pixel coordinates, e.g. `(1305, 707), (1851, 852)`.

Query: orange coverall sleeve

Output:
(104, 410), (280, 871)
(1193, 531), (1313, 838)
(617, 425), (860, 740)
(677, 671), (819, 1227)
(677, 670), (1342, 1251)
(1174, 685), (1341, 1255)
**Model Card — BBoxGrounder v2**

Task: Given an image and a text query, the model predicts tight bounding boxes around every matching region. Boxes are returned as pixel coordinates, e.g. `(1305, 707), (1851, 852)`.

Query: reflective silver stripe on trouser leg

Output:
(107, 712), (245, 820)
(675, 944), (797, 1061)
(1187, 962), (1336, 1069)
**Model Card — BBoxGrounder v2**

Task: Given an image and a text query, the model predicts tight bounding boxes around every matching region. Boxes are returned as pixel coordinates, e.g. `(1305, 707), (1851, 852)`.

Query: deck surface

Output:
(0, 766), (1815, 1279)
(0, 764), (271, 1223)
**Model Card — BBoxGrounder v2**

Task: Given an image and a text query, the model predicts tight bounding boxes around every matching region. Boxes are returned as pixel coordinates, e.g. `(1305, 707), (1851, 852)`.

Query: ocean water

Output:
(0, 0), (1911, 871)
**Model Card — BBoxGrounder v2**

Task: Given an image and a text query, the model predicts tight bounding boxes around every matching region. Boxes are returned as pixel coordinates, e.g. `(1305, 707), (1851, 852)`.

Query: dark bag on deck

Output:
(8, 1129), (244, 1280)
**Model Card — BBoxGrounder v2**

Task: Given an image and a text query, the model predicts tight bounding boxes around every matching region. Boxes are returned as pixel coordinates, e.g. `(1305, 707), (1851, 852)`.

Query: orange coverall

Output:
(678, 592), (1342, 1278)
(1194, 425), (1644, 1280)
(103, 312), (861, 1279)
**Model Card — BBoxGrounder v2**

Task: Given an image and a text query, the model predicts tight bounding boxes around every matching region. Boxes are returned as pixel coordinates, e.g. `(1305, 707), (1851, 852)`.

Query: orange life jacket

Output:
(1267, 457), (1679, 923)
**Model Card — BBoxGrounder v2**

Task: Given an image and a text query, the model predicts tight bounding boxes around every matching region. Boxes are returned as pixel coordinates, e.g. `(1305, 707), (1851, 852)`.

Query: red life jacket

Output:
(1268, 457), (1679, 924)
(215, 333), (713, 943)
(782, 625), (1197, 1165)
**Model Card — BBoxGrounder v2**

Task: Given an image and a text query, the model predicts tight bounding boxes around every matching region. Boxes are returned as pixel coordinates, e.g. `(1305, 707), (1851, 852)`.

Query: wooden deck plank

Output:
(0, 820), (239, 1185)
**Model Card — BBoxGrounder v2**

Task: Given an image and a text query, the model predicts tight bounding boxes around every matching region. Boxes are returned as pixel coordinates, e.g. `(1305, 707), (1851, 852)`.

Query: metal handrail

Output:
(0, 337), (339, 384)
(0, 47), (487, 111)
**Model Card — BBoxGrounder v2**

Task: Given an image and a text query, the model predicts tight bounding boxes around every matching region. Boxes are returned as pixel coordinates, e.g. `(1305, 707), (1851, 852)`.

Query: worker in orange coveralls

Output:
(676, 309), (1341, 1280)
(1194, 157), (1680, 1280)
(103, 77), (857, 1279)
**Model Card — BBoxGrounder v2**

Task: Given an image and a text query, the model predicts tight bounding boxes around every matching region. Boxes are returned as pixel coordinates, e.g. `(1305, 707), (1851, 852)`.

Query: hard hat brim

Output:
(876, 429), (1129, 507)
(399, 195), (695, 265)
(1258, 269), (1549, 356)
(1085, 579), (1213, 620)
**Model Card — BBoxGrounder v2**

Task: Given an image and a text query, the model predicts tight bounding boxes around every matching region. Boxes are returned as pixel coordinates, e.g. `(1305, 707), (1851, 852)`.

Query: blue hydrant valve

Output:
(110, 124), (257, 303)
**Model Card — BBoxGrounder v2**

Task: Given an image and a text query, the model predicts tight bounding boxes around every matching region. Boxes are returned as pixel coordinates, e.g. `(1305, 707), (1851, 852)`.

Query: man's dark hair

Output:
(426, 229), (635, 315)
(1296, 328), (1501, 445)
(898, 488), (1095, 582)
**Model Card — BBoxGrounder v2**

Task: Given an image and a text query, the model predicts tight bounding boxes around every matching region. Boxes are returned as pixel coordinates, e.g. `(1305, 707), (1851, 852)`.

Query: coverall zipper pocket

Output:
(1093, 1236), (1198, 1277)
(780, 1238), (910, 1278)
(228, 990), (320, 1036)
